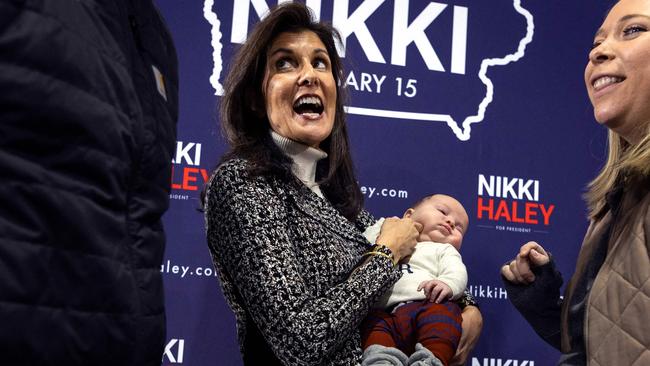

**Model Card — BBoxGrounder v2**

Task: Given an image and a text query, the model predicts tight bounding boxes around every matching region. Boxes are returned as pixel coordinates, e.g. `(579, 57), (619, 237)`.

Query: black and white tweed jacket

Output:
(205, 158), (401, 365)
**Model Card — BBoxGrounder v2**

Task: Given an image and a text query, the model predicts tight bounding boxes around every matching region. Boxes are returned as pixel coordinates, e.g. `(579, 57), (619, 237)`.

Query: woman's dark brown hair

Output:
(216, 2), (363, 220)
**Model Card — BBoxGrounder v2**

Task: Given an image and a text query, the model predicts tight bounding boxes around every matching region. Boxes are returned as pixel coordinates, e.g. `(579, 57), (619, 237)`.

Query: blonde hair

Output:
(586, 126), (650, 219)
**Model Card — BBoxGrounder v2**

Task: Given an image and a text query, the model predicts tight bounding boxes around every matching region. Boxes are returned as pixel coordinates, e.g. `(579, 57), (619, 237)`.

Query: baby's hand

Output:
(418, 279), (453, 303)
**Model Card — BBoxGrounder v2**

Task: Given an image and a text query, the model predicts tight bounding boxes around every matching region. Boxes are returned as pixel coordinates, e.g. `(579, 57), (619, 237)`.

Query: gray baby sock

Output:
(362, 344), (409, 366)
(406, 343), (444, 366)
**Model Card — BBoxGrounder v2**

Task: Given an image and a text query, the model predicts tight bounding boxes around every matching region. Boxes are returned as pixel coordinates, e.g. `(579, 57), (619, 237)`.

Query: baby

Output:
(361, 194), (469, 366)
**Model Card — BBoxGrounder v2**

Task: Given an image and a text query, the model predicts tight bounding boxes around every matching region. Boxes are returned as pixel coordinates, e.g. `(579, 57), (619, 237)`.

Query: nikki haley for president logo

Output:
(476, 174), (555, 234)
(170, 141), (210, 200)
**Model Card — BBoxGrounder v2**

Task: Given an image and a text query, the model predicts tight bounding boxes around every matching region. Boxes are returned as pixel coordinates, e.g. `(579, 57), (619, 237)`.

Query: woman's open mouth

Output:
(293, 95), (324, 119)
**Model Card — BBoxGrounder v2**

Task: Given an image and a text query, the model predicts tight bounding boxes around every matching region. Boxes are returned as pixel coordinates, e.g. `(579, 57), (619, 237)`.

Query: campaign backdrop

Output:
(156, 1), (614, 365)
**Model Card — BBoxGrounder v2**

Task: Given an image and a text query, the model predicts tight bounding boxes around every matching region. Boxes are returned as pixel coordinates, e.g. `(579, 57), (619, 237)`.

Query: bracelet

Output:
(362, 244), (397, 266)
(362, 250), (394, 263)
(456, 289), (479, 309)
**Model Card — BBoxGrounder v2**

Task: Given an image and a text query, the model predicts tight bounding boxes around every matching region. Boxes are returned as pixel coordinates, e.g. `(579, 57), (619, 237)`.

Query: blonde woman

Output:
(501, 0), (650, 365)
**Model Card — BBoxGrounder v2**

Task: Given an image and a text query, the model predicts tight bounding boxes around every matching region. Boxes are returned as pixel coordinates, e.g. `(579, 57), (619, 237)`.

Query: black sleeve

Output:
(502, 260), (564, 350)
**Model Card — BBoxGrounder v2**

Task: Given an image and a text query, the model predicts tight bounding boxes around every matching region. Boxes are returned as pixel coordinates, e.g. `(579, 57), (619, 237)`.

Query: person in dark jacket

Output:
(0, 1), (178, 365)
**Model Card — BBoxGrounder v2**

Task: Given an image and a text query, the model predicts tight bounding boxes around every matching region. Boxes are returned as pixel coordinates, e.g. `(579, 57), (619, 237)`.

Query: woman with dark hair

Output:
(502, 0), (650, 365)
(205, 3), (481, 365)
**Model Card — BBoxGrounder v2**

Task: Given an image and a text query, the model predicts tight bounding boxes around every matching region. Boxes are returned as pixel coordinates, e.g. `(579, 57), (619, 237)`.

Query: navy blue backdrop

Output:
(156, 1), (613, 365)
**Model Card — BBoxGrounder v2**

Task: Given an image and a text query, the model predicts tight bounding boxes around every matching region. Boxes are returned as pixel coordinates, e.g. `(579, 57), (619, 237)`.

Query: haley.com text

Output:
(360, 185), (408, 199)
(160, 260), (218, 279)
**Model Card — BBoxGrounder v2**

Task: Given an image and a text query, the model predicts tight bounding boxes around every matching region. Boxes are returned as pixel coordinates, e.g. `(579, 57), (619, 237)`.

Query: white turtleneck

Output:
(271, 130), (328, 198)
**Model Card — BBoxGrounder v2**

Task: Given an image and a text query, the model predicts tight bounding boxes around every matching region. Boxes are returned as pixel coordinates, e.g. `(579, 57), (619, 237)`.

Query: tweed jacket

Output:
(563, 184), (650, 365)
(205, 158), (402, 366)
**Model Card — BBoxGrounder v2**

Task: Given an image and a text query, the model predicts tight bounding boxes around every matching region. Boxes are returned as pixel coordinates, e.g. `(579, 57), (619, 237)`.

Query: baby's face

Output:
(404, 195), (469, 250)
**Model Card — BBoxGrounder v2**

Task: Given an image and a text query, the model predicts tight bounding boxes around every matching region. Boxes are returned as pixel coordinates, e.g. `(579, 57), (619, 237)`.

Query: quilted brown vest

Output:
(561, 185), (650, 366)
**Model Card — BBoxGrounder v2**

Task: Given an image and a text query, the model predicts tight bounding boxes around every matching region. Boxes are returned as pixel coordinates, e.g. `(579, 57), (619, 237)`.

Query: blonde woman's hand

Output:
(501, 241), (550, 284)
(376, 217), (421, 262)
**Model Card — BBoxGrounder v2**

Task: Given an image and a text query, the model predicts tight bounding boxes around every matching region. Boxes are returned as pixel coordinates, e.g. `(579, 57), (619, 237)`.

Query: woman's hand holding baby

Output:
(376, 217), (422, 263)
